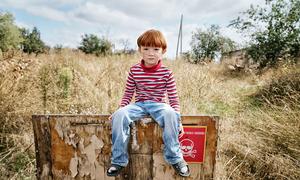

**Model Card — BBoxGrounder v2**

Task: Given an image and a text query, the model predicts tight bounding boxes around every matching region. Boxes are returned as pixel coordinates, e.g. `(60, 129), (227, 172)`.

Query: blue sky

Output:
(0, 0), (261, 58)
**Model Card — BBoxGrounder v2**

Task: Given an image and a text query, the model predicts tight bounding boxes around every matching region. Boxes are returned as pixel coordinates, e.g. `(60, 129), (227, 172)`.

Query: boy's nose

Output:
(147, 51), (154, 55)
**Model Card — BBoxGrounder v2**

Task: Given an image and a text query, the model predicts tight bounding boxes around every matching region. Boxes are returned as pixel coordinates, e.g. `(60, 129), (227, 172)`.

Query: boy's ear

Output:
(138, 47), (141, 53)
(162, 49), (167, 54)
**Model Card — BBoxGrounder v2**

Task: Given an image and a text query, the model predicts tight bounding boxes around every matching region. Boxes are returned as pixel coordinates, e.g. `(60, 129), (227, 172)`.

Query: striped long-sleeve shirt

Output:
(120, 60), (180, 112)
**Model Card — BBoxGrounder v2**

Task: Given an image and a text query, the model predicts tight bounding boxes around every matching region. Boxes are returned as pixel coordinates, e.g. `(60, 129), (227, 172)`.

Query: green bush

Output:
(0, 12), (23, 52)
(78, 34), (113, 56)
(20, 27), (47, 55)
(190, 25), (236, 63)
(58, 67), (73, 99)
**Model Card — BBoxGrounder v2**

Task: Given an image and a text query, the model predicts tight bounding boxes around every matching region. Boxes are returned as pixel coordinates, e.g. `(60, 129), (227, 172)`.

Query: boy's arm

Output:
(167, 72), (183, 136)
(120, 70), (136, 107)
(166, 71), (180, 113)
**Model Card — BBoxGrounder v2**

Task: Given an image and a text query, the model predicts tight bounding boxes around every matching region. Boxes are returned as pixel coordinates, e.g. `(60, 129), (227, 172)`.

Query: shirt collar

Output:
(140, 59), (162, 72)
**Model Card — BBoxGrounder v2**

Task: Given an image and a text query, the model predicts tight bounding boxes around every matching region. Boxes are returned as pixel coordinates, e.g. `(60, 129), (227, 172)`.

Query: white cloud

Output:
(0, 0), (69, 22)
(70, 2), (150, 30)
(0, 0), (263, 58)
(27, 6), (69, 22)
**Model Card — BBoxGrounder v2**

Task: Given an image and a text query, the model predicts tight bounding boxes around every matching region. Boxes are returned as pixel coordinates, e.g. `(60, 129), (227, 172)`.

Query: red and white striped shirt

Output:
(120, 60), (180, 112)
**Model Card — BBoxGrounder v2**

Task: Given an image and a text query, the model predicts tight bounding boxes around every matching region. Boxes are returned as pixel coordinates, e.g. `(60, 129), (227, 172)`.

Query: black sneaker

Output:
(172, 160), (191, 177)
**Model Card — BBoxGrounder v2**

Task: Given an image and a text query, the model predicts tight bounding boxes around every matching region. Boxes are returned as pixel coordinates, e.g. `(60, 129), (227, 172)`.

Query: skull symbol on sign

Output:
(180, 139), (197, 158)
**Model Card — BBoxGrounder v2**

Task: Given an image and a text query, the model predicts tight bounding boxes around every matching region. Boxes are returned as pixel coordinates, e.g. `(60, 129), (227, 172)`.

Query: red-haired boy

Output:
(107, 29), (190, 177)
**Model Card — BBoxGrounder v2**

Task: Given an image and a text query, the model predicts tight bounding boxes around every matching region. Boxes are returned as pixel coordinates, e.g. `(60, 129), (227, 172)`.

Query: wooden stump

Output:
(32, 115), (219, 180)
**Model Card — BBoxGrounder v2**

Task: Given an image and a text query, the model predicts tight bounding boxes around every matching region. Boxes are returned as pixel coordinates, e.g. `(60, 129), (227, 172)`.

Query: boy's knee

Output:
(162, 107), (177, 117)
(161, 107), (180, 125)
(112, 106), (134, 127)
(113, 106), (129, 118)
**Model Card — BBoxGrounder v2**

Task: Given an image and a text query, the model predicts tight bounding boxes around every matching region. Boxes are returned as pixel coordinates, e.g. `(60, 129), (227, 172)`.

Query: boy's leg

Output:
(110, 104), (147, 167)
(145, 102), (183, 165)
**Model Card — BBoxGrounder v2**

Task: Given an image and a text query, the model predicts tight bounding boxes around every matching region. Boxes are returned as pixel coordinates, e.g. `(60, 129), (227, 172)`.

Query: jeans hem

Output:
(111, 162), (128, 167)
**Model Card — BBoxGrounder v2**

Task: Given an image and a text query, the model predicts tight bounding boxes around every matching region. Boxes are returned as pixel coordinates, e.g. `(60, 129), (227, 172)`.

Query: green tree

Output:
(0, 12), (23, 52)
(20, 27), (47, 54)
(78, 34), (113, 56)
(190, 25), (236, 63)
(219, 36), (237, 54)
(230, 0), (300, 68)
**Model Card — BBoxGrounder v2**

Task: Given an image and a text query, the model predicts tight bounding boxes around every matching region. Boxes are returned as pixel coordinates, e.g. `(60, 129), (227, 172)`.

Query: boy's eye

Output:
(144, 48), (148, 50)
(154, 48), (160, 51)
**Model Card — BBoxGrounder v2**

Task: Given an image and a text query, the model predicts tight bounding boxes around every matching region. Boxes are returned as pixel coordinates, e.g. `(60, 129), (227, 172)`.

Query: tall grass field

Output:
(0, 50), (299, 179)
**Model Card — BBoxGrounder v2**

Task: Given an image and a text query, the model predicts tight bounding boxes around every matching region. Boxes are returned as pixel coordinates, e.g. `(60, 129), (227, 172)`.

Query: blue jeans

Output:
(110, 101), (183, 166)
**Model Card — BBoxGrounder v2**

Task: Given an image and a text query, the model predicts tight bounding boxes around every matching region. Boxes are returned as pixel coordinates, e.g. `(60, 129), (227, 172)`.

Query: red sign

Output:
(179, 126), (207, 163)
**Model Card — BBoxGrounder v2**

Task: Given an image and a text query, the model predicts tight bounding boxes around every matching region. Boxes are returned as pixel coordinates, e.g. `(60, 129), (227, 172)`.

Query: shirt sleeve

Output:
(166, 71), (180, 113)
(120, 70), (136, 107)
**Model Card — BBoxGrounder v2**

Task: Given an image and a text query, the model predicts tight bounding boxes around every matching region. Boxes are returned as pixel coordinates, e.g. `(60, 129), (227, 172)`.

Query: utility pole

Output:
(176, 14), (183, 59)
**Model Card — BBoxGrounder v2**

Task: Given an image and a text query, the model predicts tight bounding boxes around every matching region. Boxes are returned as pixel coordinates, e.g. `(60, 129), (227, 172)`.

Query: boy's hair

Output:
(137, 29), (167, 51)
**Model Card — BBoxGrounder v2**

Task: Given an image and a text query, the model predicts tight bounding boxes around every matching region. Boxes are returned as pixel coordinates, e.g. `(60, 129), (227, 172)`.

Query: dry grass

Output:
(221, 64), (300, 180)
(0, 50), (299, 179)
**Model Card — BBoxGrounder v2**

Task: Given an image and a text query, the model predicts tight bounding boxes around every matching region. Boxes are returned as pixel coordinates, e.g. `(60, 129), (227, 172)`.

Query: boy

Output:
(107, 29), (190, 177)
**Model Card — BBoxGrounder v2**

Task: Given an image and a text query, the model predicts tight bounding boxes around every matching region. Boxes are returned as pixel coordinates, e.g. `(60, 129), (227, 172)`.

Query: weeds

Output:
(0, 50), (299, 179)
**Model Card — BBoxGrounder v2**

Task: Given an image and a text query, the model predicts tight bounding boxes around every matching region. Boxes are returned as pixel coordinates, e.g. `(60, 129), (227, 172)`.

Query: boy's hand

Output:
(178, 124), (184, 138)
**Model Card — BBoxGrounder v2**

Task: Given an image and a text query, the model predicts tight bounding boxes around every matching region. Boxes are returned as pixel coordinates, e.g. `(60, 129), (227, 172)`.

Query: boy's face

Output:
(139, 46), (166, 67)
